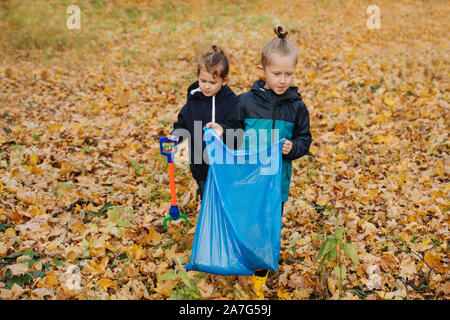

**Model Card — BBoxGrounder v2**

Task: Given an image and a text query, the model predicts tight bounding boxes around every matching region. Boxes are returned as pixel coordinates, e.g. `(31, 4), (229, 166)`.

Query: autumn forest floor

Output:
(0, 0), (448, 300)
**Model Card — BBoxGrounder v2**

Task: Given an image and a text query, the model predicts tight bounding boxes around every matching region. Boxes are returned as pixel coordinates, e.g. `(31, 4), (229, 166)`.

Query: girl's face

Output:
(261, 53), (296, 95)
(198, 68), (226, 97)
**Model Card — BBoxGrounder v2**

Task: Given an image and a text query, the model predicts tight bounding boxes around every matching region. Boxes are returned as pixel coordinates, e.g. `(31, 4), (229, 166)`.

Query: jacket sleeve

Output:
(219, 95), (245, 149)
(171, 103), (189, 144)
(222, 95), (245, 130)
(283, 100), (312, 161)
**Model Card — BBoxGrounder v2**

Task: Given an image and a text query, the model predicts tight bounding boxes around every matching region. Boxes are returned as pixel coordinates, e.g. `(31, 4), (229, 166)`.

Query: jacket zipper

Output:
(271, 101), (276, 144)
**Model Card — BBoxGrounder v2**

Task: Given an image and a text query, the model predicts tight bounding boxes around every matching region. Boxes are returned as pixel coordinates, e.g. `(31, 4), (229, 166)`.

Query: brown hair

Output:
(197, 45), (229, 79)
(261, 24), (298, 69)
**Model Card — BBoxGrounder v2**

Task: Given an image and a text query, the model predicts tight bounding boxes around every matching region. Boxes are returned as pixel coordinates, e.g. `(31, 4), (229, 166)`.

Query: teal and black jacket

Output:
(220, 80), (312, 202)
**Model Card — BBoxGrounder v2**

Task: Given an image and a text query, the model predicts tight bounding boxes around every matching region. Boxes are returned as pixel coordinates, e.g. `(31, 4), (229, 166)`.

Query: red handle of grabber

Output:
(168, 162), (177, 206)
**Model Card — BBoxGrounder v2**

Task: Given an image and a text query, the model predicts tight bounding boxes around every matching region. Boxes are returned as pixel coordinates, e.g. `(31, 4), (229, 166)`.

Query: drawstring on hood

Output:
(189, 83), (219, 123)
(212, 95), (216, 123)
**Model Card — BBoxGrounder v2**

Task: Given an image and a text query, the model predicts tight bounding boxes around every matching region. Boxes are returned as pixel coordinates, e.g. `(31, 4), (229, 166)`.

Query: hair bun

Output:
(198, 45), (230, 79)
(210, 45), (224, 55)
(274, 24), (288, 39)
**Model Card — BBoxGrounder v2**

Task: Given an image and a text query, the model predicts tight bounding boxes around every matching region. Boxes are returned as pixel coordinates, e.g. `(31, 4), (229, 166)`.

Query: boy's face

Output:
(261, 53), (296, 95)
(198, 68), (226, 97)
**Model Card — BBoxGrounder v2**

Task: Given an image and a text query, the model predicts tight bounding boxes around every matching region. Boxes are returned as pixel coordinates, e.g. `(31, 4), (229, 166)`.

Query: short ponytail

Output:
(273, 24), (288, 39)
(261, 24), (298, 69)
(210, 45), (224, 54)
(197, 45), (229, 79)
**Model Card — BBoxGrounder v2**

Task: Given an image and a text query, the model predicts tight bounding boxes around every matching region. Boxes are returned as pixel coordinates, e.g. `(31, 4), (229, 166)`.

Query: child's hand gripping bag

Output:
(185, 127), (283, 275)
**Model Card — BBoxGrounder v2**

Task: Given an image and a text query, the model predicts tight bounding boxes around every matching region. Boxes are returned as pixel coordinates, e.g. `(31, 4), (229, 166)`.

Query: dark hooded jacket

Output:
(171, 81), (237, 182)
(220, 80), (312, 202)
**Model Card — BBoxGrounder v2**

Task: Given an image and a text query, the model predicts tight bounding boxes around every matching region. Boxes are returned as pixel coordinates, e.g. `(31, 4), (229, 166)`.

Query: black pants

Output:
(196, 180), (206, 200)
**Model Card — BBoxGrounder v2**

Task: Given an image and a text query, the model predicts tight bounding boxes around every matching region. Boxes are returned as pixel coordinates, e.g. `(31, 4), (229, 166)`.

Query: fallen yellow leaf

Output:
(277, 288), (291, 300)
(45, 270), (59, 288)
(384, 97), (395, 107)
(424, 251), (441, 268)
(97, 278), (116, 291)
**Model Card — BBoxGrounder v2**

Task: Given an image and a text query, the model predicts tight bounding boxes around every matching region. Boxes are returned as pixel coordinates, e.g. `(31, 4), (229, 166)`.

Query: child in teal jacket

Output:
(206, 24), (312, 297)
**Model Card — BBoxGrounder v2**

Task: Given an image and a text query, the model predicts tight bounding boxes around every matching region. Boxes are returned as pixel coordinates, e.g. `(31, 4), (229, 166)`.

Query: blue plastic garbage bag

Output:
(185, 127), (283, 275)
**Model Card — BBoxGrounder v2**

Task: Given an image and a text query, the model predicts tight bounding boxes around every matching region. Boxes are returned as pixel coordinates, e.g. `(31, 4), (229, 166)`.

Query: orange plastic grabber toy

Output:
(159, 136), (188, 230)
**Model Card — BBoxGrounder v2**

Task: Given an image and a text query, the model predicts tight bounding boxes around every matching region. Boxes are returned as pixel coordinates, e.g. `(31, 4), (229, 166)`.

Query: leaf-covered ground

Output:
(0, 0), (448, 300)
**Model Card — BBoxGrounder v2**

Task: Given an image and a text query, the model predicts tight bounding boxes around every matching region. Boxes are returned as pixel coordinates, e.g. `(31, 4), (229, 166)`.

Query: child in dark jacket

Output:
(170, 46), (237, 200)
(206, 25), (312, 297)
